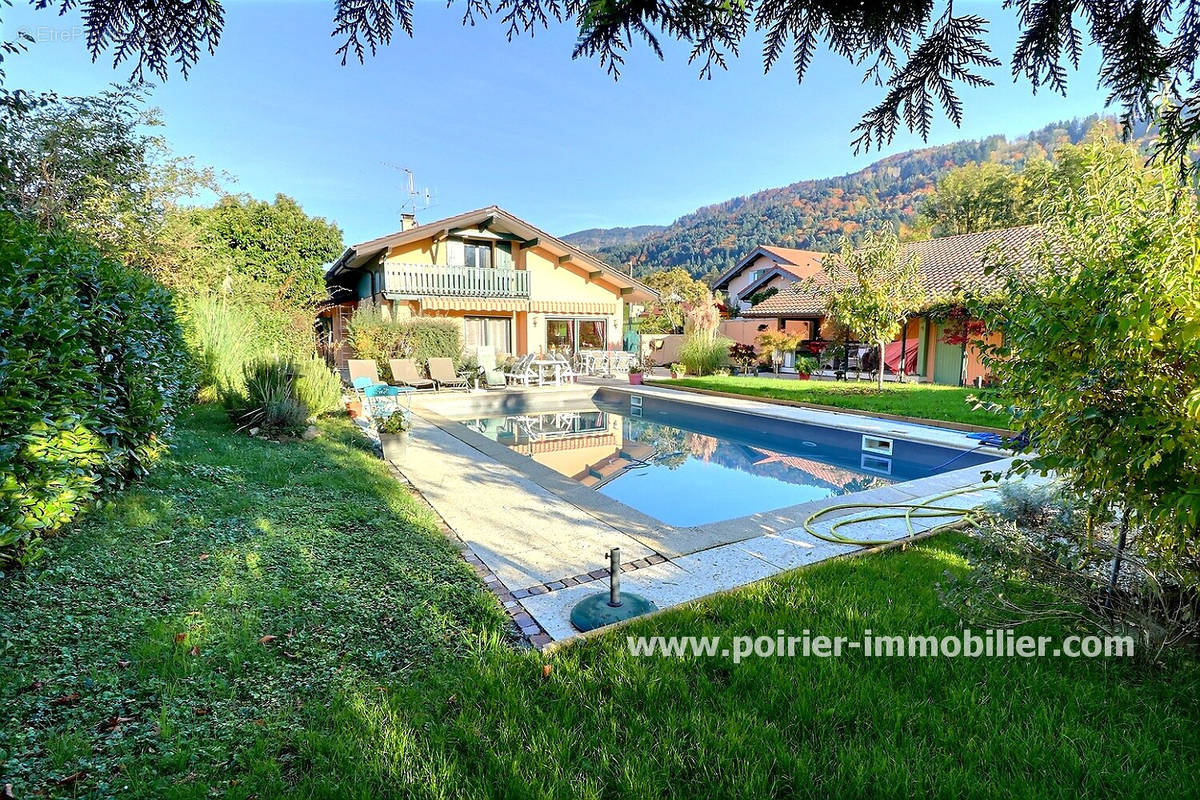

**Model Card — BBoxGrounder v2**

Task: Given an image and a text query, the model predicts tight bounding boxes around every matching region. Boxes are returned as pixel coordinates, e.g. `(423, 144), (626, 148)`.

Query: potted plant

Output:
(628, 362), (644, 385)
(794, 355), (819, 380)
(376, 410), (410, 462)
(670, 363), (687, 379)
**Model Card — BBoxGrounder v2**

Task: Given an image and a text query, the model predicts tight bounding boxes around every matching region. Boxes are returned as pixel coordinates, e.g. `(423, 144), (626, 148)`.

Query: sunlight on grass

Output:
(1, 406), (1194, 799)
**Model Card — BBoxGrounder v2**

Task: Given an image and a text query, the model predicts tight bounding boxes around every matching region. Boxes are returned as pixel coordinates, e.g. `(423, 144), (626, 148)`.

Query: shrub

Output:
(229, 357), (308, 436)
(345, 306), (463, 375)
(728, 343), (758, 372)
(0, 212), (191, 564)
(296, 353), (344, 417)
(977, 137), (1200, 589)
(679, 332), (732, 376)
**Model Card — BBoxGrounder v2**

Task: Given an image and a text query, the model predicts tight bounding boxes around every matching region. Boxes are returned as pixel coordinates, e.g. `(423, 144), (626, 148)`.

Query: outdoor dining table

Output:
(530, 359), (564, 386)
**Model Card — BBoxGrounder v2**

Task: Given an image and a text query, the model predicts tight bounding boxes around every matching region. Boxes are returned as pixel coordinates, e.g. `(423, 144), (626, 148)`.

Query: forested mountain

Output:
(561, 224), (668, 250)
(573, 117), (1122, 282)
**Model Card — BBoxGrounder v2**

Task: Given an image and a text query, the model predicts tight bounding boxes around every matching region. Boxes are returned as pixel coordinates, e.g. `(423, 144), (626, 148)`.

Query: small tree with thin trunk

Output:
(822, 232), (924, 391)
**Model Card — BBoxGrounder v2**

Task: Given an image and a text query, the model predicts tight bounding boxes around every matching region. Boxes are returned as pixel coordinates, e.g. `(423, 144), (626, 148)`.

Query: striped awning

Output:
(529, 300), (617, 314)
(420, 296), (528, 312)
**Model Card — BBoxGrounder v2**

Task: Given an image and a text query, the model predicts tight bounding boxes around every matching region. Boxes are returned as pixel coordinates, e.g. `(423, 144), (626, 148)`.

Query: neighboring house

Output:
(318, 206), (658, 368)
(744, 226), (1041, 385)
(712, 245), (828, 314)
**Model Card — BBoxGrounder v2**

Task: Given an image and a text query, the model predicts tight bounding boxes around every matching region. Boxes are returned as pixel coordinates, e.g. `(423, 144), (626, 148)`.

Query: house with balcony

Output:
(318, 206), (658, 368)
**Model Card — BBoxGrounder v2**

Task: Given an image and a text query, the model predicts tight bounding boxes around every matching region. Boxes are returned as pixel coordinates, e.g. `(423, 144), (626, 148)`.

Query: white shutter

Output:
(445, 239), (465, 267)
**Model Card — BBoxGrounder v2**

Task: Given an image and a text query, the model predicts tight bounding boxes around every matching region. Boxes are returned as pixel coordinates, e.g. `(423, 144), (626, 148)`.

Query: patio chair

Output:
(504, 353), (540, 387)
(550, 351), (579, 384)
(475, 346), (507, 390)
(347, 359), (383, 386)
(363, 382), (412, 419)
(428, 357), (469, 391)
(389, 358), (434, 390)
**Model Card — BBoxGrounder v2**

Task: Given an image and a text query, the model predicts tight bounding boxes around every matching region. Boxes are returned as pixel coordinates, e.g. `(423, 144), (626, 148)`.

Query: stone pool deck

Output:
(385, 384), (1034, 647)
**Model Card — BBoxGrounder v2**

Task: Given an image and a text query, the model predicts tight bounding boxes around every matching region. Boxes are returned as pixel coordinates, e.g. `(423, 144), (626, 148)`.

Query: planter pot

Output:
(345, 399), (363, 419)
(671, 372), (687, 380)
(796, 373), (811, 380)
(379, 432), (408, 464)
(628, 373), (644, 385)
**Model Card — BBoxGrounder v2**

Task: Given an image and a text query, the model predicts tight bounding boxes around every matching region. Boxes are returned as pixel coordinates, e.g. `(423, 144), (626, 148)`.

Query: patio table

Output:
(530, 359), (563, 386)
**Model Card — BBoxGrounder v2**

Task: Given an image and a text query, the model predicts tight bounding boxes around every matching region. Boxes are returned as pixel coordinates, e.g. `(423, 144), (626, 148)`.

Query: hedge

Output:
(0, 213), (192, 565)
(345, 305), (463, 376)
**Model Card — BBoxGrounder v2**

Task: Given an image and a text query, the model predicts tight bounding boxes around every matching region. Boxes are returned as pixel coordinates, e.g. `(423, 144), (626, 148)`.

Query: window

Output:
(578, 319), (606, 349)
(546, 318), (607, 354)
(463, 240), (492, 269)
(546, 318), (574, 353)
(463, 316), (513, 354)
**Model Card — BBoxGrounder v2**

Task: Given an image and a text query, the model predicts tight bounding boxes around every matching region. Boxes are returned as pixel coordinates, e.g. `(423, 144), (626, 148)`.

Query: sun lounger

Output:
(428, 357), (469, 391)
(389, 358), (434, 390)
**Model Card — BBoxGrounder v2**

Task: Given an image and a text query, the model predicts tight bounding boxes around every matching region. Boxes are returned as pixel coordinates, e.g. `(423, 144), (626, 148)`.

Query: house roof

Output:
(738, 265), (811, 298)
(325, 205), (658, 301)
(712, 244), (829, 289)
(744, 225), (1042, 318)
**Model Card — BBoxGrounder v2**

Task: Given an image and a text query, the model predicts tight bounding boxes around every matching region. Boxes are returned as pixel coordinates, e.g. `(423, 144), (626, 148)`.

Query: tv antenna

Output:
(381, 163), (435, 217)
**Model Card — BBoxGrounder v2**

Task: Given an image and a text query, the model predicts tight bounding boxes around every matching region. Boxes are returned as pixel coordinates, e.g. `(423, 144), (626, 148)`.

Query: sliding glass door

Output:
(546, 318), (607, 355)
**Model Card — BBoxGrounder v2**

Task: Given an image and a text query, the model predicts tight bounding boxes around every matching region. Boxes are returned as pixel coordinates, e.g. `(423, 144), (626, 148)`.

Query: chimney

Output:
(400, 213), (417, 231)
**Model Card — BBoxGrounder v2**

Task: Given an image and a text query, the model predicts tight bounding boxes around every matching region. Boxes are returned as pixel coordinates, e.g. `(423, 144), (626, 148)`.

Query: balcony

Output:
(383, 263), (531, 298)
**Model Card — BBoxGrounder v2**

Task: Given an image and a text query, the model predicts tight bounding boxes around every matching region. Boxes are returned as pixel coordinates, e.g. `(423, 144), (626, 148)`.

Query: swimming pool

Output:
(455, 392), (999, 527)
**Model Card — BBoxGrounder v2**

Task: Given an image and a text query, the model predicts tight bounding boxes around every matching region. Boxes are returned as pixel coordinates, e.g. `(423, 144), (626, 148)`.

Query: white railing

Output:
(383, 263), (531, 297)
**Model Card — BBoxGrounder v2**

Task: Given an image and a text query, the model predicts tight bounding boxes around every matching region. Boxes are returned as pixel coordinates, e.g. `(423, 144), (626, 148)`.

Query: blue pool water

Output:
(457, 394), (998, 527)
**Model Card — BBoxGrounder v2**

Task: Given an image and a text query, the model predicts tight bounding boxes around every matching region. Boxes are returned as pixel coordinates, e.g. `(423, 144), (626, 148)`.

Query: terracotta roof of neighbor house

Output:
(745, 225), (1042, 318)
(325, 205), (658, 300)
(712, 245), (829, 289)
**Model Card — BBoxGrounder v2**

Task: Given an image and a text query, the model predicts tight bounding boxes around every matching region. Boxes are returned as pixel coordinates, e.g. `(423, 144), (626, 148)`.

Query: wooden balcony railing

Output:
(383, 263), (531, 298)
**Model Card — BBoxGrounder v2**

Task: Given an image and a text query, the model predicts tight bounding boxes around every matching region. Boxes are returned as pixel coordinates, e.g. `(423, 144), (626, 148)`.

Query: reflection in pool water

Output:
(459, 408), (892, 527)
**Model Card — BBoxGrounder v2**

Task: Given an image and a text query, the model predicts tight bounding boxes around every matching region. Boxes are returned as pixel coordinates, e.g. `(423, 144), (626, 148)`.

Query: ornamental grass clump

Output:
(678, 289), (732, 376)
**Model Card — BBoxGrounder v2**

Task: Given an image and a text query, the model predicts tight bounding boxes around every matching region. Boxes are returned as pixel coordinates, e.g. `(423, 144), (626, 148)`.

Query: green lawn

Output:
(657, 375), (1011, 428)
(3, 407), (1196, 798)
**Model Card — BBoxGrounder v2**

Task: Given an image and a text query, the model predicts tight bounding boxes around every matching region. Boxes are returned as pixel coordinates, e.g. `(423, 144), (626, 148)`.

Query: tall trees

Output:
(822, 232), (924, 391)
(920, 162), (1030, 237)
(0, 85), (217, 264)
(161, 194), (344, 308)
(640, 268), (712, 333)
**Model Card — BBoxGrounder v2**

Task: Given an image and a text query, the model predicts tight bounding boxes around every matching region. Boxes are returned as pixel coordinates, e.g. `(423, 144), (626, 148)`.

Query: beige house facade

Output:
(319, 206), (657, 368)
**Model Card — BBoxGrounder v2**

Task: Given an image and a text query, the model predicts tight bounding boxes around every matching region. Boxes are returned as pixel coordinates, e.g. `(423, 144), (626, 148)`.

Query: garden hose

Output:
(802, 486), (993, 547)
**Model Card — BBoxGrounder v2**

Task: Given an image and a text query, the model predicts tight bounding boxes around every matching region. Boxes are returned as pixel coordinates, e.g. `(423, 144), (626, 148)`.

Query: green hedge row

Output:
(345, 305), (463, 376)
(0, 213), (192, 565)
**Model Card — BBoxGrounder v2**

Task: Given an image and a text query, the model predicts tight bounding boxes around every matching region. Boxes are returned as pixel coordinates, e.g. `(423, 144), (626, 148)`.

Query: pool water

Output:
(457, 395), (997, 527)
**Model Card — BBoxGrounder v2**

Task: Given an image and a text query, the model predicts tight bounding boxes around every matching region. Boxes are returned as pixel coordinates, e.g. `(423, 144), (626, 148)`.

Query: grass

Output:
(3, 406), (1197, 798)
(656, 375), (1011, 428)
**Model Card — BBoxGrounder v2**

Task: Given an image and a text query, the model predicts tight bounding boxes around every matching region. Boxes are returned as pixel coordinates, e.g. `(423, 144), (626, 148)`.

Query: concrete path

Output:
(390, 415), (655, 591)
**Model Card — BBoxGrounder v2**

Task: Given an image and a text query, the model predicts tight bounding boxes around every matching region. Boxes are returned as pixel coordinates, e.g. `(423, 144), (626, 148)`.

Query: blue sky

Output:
(4, 1), (1110, 245)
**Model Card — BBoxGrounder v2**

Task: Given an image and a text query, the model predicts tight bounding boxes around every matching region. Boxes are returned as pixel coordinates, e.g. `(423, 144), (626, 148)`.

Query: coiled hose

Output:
(802, 485), (993, 547)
